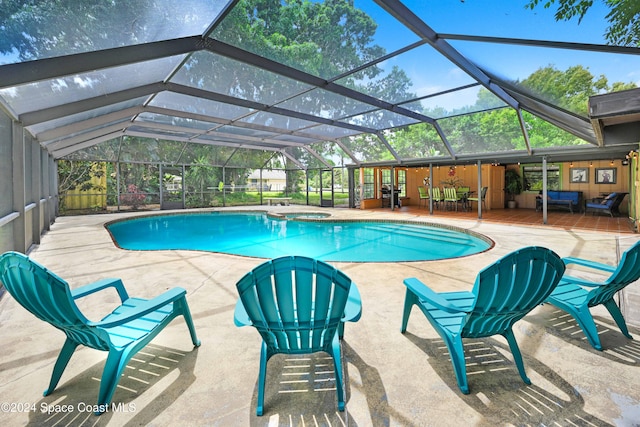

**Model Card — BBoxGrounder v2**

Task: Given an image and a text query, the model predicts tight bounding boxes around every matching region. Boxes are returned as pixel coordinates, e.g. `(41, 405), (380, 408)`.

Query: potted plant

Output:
(440, 166), (463, 188)
(505, 168), (522, 208)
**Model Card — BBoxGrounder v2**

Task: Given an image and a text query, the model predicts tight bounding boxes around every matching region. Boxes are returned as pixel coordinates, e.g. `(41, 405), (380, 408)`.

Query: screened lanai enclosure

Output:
(2, 0), (640, 253)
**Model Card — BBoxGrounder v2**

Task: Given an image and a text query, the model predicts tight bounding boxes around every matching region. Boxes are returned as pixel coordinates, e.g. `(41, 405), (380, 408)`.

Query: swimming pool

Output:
(106, 212), (493, 262)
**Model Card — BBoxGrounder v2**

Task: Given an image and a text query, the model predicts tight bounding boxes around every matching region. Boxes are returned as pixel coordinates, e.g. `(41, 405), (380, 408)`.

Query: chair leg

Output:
(256, 343), (269, 416)
(97, 348), (127, 414)
(442, 335), (469, 394)
(566, 305), (603, 350)
(401, 289), (419, 333)
(177, 297), (202, 347)
(503, 329), (531, 385)
(331, 336), (346, 411)
(603, 299), (633, 339)
(44, 338), (79, 396)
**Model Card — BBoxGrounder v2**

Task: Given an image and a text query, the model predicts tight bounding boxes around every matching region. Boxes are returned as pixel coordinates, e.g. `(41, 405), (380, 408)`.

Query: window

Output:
(381, 169), (391, 187)
(397, 169), (407, 197)
(523, 165), (560, 191)
(363, 168), (374, 199)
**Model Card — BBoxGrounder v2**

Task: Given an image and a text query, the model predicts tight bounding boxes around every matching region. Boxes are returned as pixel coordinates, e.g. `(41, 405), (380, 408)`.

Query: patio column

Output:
(12, 121), (26, 253)
(222, 166), (226, 207)
(390, 166), (395, 211)
(542, 157), (548, 224)
(30, 135), (42, 245)
(477, 160), (482, 219)
(429, 164), (434, 215)
(259, 169), (263, 205)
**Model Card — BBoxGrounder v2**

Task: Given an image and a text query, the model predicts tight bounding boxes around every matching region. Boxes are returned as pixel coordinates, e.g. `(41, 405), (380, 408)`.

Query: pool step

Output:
(362, 223), (476, 247)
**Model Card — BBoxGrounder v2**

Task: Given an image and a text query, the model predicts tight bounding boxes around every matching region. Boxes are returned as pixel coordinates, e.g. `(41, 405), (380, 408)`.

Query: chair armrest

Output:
(233, 299), (252, 327)
(90, 287), (187, 328)
(342, 284), (362, 323)
(562, 257), (616, 273)
(403, 278), (468, 313)
(71, 278), (130, 302)
(558, 274), (606, 288)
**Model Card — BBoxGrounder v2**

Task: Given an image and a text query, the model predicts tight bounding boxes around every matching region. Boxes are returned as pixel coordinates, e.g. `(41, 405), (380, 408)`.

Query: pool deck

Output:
(1, 206), (639, 426)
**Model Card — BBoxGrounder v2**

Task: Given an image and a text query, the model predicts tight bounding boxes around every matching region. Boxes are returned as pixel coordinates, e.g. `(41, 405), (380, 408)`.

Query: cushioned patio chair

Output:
(234, 256), (362, 416)
(468, 186), (488, 210)
(0, 251), (201, 414)
(545, 240), (640, 350)
(456, 186), (470, 199)
(418, 186), (429, 208)
(584, 192), (627, 217)
(443, 187), (461, 211)
(429, 187), (444, 210)
(401, 246), (565, 394)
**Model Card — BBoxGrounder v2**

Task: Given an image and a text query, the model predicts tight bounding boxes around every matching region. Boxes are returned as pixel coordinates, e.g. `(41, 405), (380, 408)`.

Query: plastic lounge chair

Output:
(0, 251), (201, 414)
(545, 240), (640, 350)
(400, 246), (565, 394)
(584, 192), (627, 217)
(468, 186), (488, 210)
(418, 186), (429, 208)
(234, 256), (362, 416)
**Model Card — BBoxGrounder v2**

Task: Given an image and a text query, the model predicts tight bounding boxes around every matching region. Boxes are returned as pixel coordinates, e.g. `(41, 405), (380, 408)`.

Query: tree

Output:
(185, 156), (215, 205)
(526, 0), (640, 46)
(384, 123), (445, 159)
(519, 64), (636, 115)
(214, 0), (386, 79)
(0, 0), (199, 60)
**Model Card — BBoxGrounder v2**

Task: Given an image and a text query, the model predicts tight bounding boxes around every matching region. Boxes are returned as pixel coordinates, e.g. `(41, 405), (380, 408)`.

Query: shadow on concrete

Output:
(528, 304), (640, 365)
(403, 332), (610, 426)
(26, 344), (199, 426)
(246, 340), (413, 427)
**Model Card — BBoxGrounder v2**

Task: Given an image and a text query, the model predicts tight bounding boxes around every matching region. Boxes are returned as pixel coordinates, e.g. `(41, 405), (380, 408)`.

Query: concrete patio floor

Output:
(1, 206), (639, 426)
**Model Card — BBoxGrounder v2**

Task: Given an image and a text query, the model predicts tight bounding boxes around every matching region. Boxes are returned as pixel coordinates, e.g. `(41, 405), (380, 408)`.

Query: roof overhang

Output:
(589, 88), (640, 146)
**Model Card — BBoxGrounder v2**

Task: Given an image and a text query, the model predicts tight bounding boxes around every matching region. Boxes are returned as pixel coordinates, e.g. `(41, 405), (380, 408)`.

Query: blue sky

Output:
(354, 0), (640, 110)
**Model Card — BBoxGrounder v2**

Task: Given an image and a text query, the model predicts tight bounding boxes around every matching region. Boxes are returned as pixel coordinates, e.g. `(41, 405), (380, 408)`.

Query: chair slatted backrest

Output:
(0, 252), (109, 350)
(480, 186), (488, 199)
(589, 240), (640, 307)
(236, 256), (352, 354)
(430, 187), (442, 201)
(418, 186), (428, 198)
(462, 247), (565, 338)
(443, 187), (455, 200)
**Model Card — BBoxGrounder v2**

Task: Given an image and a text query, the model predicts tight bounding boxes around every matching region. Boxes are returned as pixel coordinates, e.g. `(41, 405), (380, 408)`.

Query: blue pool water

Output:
(106, 212), (492, 262)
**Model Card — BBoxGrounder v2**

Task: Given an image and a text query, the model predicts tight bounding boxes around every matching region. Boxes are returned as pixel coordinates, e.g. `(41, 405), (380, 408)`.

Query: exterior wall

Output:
(365, 159), (637, 214)
(406, 164), (502, 210)
(514, 160), (632, 213)
(247, 170), (287, 191)
(0, 110), (57, 254)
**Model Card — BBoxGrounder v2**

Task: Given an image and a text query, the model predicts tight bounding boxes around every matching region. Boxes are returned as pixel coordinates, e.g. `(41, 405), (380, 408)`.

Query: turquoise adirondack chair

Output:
(234, 256), (362, 416)
(401, 246), (565, 394)
(545, 240), (640, 350)
(0, 251), (200, 414)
